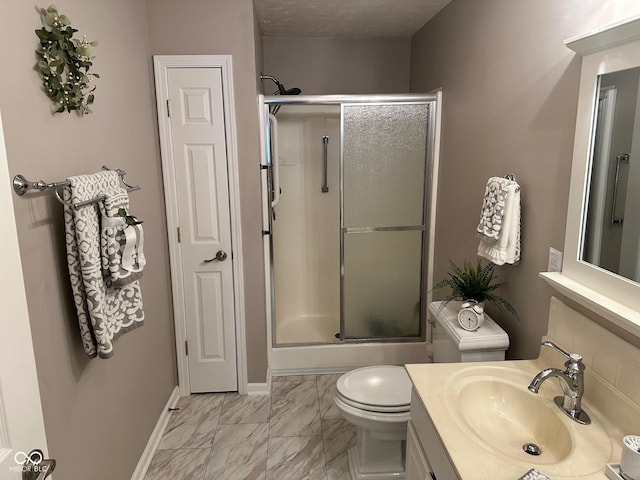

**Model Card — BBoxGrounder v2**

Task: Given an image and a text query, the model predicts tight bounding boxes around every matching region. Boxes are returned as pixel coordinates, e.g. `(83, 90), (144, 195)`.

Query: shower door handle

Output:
(204, 250), (227, 263)
(269, 113), (281, 207)
(321, 136), (329, 193)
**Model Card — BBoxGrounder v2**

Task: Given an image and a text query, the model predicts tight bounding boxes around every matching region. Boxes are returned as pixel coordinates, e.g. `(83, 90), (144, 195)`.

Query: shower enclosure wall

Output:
(260, 94), (441, 371)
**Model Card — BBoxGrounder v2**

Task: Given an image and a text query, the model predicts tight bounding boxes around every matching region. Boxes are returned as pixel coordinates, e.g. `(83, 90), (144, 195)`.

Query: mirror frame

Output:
(552, 16), (640, 336)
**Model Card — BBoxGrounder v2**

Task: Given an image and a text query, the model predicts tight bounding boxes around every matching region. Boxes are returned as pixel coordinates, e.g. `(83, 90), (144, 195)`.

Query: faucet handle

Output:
(568, 352), (583, 363)
(542, 341), (585, 371)
(541, 341), (583, 361)
(541, 340), (571, 358)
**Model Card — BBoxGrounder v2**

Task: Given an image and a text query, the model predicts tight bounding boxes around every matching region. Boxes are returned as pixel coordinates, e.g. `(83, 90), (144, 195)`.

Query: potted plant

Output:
(432, 260), (519, 319)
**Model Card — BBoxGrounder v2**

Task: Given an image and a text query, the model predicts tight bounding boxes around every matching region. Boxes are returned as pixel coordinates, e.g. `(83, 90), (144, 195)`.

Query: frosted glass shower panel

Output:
(343, 104), (429, 227)
(343, 230), (423, 339)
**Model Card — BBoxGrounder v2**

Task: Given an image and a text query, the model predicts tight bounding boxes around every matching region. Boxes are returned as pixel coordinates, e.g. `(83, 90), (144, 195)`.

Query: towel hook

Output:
(102, 165), (141, 192)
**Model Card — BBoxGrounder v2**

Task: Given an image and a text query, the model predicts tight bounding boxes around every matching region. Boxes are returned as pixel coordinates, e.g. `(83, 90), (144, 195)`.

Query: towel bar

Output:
(12, 166), (141, 209)
(504, 173), (520, 192)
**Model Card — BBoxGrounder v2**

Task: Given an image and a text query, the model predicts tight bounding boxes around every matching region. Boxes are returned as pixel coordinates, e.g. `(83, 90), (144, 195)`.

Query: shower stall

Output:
(260, 93), (441, 372)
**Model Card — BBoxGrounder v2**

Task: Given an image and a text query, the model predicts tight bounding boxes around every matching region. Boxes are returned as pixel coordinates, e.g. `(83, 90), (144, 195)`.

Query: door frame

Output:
(153, 55), (247, 396)
(0, 109), (48, 474)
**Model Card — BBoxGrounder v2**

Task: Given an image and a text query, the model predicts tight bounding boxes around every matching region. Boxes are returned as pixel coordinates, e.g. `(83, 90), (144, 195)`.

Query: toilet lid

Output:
(337, 366), (412, 409)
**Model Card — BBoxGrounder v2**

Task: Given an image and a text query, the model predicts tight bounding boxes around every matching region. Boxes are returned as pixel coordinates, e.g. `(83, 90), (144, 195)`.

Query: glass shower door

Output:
(341, 103), (430, 340)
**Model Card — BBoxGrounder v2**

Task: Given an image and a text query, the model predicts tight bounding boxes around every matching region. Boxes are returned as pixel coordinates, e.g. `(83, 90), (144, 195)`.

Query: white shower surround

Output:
(276, 314), (340, 345)
(271, 341), (431, 374)
(261, 93), (442, 375)
(272, 107), (341, 344)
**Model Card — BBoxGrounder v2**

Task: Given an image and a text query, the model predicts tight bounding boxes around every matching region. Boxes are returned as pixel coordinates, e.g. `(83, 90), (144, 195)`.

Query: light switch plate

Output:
(548, 247), (563, 272)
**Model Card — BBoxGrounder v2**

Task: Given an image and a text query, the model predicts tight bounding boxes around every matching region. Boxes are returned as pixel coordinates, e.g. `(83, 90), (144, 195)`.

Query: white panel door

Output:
(168, 67), (237, 392)
(0, 110), (49, 478)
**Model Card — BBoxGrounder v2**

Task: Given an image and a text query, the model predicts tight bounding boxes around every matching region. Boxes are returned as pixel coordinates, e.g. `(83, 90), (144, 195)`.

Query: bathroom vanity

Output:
(405, 385), (456, 480)
(404, 349), (638, 480)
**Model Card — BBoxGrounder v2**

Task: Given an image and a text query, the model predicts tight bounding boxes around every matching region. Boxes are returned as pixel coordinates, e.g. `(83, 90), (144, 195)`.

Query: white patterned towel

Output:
(477, 177), (521, 265)
(100, 192), (146, 287)
(63, 170), (144, 358)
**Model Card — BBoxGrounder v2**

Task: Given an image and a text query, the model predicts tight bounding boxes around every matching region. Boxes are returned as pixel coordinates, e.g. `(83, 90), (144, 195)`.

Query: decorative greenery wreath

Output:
(35, 5), (99, 114)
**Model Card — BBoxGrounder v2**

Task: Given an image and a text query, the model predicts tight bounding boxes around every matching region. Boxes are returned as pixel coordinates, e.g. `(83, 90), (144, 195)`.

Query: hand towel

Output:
(100, 191), (146, 287)
(477, 177), (521, 265)
(63, 170), (144, 358)
(477, 177), (511, 243)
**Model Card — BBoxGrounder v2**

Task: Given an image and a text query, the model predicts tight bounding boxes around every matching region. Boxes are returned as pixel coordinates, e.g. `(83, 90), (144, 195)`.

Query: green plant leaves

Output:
(35, 5), (98, 115)
(432, 259), (519, 320)
(118, 208), (143, 227)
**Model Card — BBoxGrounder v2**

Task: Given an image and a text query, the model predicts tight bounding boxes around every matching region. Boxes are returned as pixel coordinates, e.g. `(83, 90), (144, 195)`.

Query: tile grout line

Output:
(200, 392), (226, 480)
(315, 375), (330, 479)
(266, 377), (274, 479)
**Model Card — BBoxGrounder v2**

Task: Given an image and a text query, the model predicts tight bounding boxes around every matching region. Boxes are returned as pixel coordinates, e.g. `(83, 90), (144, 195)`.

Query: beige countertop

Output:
(405, 356), (631, 480)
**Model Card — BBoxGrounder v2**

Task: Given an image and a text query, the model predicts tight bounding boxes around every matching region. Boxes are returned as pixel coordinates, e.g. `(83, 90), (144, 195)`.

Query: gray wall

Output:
(5, 1), (640, 477)
(0, 1), (176, 479)
(262, 37), (411, 94)
(146, 0), (268, 383)
(409, 0), (638, 359)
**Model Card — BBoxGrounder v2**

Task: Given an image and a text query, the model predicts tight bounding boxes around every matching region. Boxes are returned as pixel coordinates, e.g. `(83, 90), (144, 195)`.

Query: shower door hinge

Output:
(166, 99), (172, 118)
(177, 227), (182, 243)
(185, 340), (189, 356)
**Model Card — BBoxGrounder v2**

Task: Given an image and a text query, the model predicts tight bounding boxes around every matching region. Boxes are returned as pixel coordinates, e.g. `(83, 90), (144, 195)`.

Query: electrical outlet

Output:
(548, 247), (563, 272)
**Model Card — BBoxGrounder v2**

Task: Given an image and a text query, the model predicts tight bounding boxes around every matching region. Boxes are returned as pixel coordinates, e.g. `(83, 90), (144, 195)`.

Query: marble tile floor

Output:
(144, 373), (356, 480)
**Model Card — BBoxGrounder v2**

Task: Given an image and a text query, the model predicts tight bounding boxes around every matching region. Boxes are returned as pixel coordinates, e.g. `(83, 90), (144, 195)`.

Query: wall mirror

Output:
(582, 66), (640, 283)
(541, 16), (640, 338)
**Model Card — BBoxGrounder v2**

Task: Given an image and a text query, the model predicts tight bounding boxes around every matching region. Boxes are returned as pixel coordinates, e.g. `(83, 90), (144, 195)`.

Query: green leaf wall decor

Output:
(35, 4), (98, 114)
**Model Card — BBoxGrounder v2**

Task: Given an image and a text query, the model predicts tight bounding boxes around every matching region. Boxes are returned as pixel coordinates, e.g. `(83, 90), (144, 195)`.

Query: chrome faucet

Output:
(528, 341), (591, 425)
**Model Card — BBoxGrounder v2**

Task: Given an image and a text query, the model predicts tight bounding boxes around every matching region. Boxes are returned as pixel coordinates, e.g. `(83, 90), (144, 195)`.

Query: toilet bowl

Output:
(334, 365), (412, 480)
(335, 302), (510, 480)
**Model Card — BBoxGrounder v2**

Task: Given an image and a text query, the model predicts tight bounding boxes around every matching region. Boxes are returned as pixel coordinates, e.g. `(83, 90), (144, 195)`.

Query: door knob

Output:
(204, 250), (227, 263)
(20, 449), (55, 480)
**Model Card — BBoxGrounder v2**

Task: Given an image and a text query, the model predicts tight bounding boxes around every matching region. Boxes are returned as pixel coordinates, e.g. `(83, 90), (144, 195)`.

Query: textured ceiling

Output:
(254, 0), (452, 37)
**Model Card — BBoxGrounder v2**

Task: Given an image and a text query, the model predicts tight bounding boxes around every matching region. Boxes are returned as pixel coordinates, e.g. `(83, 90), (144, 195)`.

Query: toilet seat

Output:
(336, 366), (412, 413)
(336, 390), (410, 413)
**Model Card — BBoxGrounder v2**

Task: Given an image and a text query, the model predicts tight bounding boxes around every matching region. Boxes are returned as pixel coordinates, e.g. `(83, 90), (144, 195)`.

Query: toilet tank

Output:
(428, 301), (509, 363)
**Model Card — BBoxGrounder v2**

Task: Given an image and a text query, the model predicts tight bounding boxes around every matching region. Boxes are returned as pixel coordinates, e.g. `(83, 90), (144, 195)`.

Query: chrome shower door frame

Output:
(339, 101), (435, 343)
(262, 94), (438, 347)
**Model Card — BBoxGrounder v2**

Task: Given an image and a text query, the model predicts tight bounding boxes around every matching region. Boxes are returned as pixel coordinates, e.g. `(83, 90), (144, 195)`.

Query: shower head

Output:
(260, 74), (302, 96)
(282, 86), (302, 95)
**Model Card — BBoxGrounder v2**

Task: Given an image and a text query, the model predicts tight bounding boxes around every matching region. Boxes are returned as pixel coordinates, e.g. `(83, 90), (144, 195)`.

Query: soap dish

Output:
(518, 468), (551, 480)
(605, 463), (630, 480)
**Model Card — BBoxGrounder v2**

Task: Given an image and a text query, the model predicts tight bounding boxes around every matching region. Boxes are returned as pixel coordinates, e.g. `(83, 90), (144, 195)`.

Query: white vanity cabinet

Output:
(406, 388), (459, 480)
(406, 421), (432, 480)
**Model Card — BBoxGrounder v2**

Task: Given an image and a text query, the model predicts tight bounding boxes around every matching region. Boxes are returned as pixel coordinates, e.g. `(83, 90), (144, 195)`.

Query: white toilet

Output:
(335, 301), (509, 480)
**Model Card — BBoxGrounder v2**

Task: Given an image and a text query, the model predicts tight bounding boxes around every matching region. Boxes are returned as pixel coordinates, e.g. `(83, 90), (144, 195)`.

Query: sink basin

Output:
(443, 365), (611, 476)
(456, 378), (572, 463)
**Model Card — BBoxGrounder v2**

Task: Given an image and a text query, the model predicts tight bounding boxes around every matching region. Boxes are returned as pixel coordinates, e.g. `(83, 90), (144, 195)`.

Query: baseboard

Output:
(246, 367), (272, 395)
(271, 366), (352, 377)
(130, 386), (180, 480)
